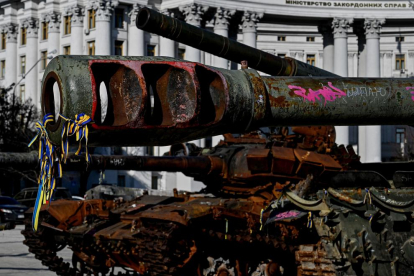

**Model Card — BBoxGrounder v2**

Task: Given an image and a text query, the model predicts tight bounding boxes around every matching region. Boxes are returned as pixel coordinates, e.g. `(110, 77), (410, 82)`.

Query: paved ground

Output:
(0, 225), (72, 276)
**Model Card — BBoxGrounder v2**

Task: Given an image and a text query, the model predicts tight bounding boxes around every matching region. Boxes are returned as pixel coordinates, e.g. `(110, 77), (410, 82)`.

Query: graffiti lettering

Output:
(110, 158), (125, 166)
(288, 82), (346, 106)
(275, 210), (301, 219)
(406, 87), (414, 101)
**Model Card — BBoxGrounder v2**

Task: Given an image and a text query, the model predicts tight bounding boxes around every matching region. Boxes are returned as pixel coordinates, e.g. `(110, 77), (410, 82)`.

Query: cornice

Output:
(161, 0), (414, 19)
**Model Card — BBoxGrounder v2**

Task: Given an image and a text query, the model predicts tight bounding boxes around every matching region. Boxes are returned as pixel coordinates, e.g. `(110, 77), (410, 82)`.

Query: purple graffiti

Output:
(275, 210), (301, 219)
(288, 82), (346, 106)
(406, 87), (414, 101)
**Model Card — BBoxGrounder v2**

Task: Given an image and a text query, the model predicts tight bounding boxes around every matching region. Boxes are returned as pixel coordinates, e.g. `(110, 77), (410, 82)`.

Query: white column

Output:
(384, 52), (393, 77)
(179, 4), (206, 62)
(67, 6), (85, 55)
(356, 27), (367, 160)
(22, 18), (39, 105)
(241, 11), (263, 48)
(318, 51), (323, 68)
(332, 18), (352, 146)
(358, 126), (366, 162)
(44, 12), (61, 55)
(408, 51), (414, 76)
(333, 18), (352, 76)
(128, 4), (145, 56)
(213, 7), (234, 69)
(380, 53), (385, 77)
(353, 52), (358, 77)
(94, 1), (114, 55)
(364, 18), (385, 163)
(348, 53), (354, 77)
(318, 24), (334, 72)
(356, 29), (367, 77)
(2, 23), (18, 88)
(365, 19), (384, 77)
(297, 52), (304, 62)
(159, 10), (176, 58)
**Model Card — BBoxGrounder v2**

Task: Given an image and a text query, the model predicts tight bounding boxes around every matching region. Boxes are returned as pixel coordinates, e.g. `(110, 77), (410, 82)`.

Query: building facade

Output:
(1, 0), (414, 193)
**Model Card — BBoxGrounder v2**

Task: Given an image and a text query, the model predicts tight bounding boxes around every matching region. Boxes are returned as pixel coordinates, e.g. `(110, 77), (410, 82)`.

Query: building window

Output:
(1, 33), (6, 50)
(64, 16), (71, 35)
(178, 48), (185, 60)
(396, 54), (405, 70)
(396, 36), (405, 42)
(278, 36), (286, 41)
(146, 146), (154, 156)
(42, 22), (48, 40)
(88, 41), (95, 55)
(396, 128), (406, 143)
(20, 56), (26, 75)
(63, 46), (71, 55)
(151, 176), (158, 190)
(21, 28), (27, 45)
(278, 53), (286, 58)
(0, 60), (5, 79)
(115, 9), (124, 28)
(118, 175), (125, 187)
(88, 10), (96, 29)
(115, 40), (123, 55)
(147, 45), (155, 56)
(20, 84), (25, 101)
(41, 51), (48, 70)
(306, 54), (316, 66)
(306, 36), (315, 42)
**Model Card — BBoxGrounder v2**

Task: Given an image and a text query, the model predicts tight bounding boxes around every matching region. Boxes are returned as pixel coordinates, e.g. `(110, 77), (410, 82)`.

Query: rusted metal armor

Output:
(20, 8), (414, 276)
(20, 128), (414, 276)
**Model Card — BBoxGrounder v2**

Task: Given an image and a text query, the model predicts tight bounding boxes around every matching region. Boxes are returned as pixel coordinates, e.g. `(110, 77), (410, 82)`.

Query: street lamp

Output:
(12, 49), (58, 97)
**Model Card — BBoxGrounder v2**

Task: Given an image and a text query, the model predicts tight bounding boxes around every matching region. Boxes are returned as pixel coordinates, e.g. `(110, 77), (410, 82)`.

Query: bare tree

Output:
(0, 86), (38, 195)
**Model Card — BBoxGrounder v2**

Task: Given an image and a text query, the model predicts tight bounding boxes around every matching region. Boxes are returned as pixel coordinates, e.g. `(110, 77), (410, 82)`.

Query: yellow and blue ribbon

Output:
(59, 113), (93, 164)
(363, 188), (372, 205)
(307, 212), (313, 228)
(29, 113), (93, 231)
(28, 114), (62, 231)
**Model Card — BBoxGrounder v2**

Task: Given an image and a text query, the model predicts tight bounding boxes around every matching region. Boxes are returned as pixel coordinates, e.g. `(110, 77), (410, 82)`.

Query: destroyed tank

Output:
(20, 8), (414, 276)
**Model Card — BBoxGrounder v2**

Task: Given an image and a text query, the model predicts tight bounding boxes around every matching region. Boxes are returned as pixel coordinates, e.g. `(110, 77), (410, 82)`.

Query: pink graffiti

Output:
(275, 211), (300, 219)
(406, 87), (414, 101)
(288, 82), (346, 106)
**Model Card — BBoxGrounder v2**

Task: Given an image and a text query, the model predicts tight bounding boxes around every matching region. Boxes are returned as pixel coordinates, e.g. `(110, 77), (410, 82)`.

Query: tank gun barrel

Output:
(0, 152), (224, 175)
(42, 56), (414, 146)
(136, 7), (336, 77)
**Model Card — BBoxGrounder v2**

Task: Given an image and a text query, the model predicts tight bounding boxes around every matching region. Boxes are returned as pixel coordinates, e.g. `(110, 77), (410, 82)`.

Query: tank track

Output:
(21, 211), (338, 276)
(21, 216), (77, 276)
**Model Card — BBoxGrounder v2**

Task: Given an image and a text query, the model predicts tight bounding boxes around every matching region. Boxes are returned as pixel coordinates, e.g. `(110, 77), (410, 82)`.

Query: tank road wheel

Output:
(295, 243), (336, 276)
(195, 256), (238, 276)
(72, 253), (87, 275)
(248, 260), (282, 276)
(21, 212), (78, 276)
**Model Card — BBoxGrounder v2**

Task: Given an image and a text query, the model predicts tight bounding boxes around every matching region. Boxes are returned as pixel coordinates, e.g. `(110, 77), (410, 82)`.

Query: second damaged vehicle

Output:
(21, 127), (414, 276)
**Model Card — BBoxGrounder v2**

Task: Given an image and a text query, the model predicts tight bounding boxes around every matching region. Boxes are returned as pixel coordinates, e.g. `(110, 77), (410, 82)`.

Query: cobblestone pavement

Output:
(0, 225), (72, 276)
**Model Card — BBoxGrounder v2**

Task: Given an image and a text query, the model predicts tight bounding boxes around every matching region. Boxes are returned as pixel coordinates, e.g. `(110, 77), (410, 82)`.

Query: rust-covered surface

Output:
(20, 127), (414, 276)
(23, 13), (414, 275)
(41, 56), (414, 147)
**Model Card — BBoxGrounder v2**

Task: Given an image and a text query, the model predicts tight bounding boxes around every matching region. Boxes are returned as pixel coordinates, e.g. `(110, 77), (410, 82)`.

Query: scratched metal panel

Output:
(263, 77), (414, 126)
